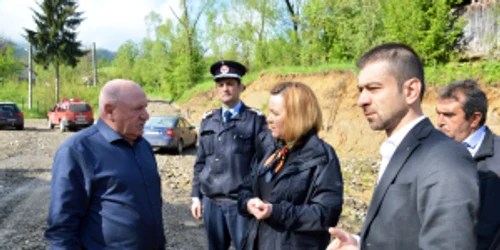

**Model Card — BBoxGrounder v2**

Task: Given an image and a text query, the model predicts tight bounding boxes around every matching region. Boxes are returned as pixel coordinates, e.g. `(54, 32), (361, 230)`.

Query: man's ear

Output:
(240, 83), (246, 92)
(104, 103), (115, 121)
(403, 78), (422, 105)
(469, 111), (483, 130)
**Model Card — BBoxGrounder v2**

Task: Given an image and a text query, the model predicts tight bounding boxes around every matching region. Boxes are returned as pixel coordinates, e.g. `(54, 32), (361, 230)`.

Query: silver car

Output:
(143, 116), (198, 154)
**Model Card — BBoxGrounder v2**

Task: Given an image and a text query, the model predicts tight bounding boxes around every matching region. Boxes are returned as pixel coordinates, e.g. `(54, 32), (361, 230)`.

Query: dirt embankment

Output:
(181, 70), (500, 232)
(183, 70), (500, 157)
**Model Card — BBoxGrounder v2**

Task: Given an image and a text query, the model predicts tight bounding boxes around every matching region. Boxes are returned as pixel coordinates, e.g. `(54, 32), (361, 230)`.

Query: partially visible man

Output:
(327, 43), (479, 250)
(45, 79), (166, 250)
(190, 60), (267, 250)
(436, 79), (500, 250)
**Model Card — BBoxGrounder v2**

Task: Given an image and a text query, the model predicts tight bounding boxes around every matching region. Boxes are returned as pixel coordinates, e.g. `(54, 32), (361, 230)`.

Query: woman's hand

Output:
(247, 197), (273, 220)
(247, 198), (262, 215)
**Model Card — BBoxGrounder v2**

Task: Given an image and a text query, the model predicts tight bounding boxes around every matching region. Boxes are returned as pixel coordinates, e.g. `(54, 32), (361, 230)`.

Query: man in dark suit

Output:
(436, 79), (500, 250)
(326, 43), (479, 250)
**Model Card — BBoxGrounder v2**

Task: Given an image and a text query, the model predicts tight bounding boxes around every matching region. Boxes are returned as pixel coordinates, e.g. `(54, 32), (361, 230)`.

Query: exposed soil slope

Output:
(183, 70), (500, 158)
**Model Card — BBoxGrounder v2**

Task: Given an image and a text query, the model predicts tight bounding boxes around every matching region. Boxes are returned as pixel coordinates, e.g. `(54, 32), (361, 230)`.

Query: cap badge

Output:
(220, 65), (229, 74)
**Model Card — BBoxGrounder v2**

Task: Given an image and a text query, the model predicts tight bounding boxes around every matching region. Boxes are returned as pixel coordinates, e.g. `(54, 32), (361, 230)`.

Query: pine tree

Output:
(24, 0), (86, 103)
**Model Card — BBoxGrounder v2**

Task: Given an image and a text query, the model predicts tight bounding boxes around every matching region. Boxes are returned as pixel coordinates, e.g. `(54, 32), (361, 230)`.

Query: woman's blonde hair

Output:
(270, 82), (322, 142)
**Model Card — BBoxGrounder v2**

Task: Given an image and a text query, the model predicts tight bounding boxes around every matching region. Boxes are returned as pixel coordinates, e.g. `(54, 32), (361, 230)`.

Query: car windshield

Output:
(0, 104), (20, 112)
(146, 117), (177, 128)
(69, 104), (91, 112)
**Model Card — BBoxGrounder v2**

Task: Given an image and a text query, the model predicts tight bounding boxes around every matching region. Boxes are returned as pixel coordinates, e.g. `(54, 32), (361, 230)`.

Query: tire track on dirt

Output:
(0, 177), (50, 249)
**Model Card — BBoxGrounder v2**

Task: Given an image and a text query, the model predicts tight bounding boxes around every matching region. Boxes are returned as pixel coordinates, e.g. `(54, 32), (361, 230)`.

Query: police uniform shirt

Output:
(191, 103), (267, 201)
(221, 101), (242, 122)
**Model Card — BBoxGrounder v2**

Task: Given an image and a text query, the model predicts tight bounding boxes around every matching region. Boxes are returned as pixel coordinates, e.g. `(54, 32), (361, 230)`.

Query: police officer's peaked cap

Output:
(210, 60), (247, 80)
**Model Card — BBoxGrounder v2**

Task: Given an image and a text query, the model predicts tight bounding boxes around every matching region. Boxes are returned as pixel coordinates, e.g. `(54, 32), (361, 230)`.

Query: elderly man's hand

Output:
(326, 228), (359, 250)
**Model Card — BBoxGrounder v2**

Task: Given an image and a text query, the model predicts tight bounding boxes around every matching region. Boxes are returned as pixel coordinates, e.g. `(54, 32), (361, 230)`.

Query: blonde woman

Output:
(238, 82), (343, 250)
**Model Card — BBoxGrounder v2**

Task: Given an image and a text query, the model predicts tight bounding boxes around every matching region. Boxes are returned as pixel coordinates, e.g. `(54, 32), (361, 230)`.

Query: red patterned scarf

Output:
(261, 140), (303, 182)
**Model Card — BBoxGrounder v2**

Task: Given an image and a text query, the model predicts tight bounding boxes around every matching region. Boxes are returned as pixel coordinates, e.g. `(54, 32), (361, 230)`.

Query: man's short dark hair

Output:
(439, 79), (488, 126)
(356, 43), (426, 100)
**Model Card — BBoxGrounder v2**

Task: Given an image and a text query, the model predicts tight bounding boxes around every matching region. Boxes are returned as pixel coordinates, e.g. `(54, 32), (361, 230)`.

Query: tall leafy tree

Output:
(113, 40), (139, 80)
(380, 0), (465, 64)
(204, 0), (283, 71)
(167, 0), (207, 99)
(25, 0), (86, 103)
(284, 0), (303, 64)
(0, 37), (22, 81)
(0, 46), (23, 81)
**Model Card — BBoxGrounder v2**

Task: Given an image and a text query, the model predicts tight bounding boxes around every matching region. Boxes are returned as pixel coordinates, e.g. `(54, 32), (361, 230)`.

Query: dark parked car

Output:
(143, 116), (197, 154)
(0, 102), (24, 130)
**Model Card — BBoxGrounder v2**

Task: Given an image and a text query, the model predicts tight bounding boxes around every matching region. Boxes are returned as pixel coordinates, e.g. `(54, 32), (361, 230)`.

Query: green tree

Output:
(284, 0), (303, 64)
(165, 0), (207, 99)
(204, 0), (284, 71)
(25, 0), (86, 103)
(300, 0), (383, 63)
(380, 0), (465, 64)
(0, 45), (23, 81)
(112, 40), (139, 80)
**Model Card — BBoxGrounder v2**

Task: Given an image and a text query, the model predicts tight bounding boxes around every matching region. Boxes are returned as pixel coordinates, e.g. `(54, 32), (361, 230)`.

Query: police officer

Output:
(191, 60), (267, 250)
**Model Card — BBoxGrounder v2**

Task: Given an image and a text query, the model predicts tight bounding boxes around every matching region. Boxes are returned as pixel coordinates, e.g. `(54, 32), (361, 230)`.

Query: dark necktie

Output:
(224, 110), (232, 123)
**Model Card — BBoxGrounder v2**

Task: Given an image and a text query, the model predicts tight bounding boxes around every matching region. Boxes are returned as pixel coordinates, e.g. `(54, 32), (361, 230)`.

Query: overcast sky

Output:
(0, 0), (180, 51)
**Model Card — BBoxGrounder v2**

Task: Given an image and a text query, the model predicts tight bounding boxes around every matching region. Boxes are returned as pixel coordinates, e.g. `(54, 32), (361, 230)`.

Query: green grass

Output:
(175, 63), (357, 104)
(98, 66), (116, 75)
(425, 61), (500, 85)
(175, 78), (215, 104)
(175, 61), (500, 104)
(0, 79), (100, 119)
(251, 63), (356, 75)
(4, 61), (500, 116)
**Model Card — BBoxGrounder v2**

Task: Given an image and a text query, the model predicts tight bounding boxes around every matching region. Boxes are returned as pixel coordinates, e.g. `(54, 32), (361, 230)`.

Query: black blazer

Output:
(360, 118), (479, 250)
(474, 127), (500, 250)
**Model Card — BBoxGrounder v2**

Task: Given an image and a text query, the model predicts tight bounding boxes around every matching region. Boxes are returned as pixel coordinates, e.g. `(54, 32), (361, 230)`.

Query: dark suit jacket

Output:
(360, 118), (479, 250)
(475, 127), (500, 250)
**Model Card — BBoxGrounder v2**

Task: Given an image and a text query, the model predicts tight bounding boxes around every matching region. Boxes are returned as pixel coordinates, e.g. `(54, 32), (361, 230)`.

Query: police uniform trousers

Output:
(203, 197), (248, 250)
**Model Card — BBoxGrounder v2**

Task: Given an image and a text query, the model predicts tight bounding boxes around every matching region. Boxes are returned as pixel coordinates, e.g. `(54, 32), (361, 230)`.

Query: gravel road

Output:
(0, 118), (371, 250)
(0, 119), (207, 250)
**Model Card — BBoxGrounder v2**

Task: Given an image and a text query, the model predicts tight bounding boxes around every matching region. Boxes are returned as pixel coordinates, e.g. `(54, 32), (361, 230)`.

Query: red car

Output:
(47, 98), (94, 132)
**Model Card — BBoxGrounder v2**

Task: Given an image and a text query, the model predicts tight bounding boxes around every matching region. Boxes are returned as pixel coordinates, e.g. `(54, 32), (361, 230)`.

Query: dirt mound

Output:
(183, 70), (500, 158)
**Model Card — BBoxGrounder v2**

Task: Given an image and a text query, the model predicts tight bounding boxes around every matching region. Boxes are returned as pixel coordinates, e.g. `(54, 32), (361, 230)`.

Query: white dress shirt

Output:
(462, 126), (487, 157)
(377, 115), (427, 182)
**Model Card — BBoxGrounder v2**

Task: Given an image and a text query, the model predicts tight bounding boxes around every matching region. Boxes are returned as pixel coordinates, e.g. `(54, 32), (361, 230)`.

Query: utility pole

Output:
(28, 44), (33, 110)
(92, 42), (97, 87)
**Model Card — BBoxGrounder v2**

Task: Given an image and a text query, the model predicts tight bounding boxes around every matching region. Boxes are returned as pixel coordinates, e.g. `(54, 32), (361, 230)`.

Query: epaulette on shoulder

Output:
(202, 109), (215, 120)
(248, 107), (264, 116)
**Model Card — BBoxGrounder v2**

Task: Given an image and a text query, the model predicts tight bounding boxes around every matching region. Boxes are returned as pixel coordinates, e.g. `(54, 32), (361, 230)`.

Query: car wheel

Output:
(15, 124), (24, 130)
(177, 139), (184, 155)
(192, 135), (198, 148)
(60, 120), (67, 132)
(152, 147), (162, 153)
(48, 120), (54, 129)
